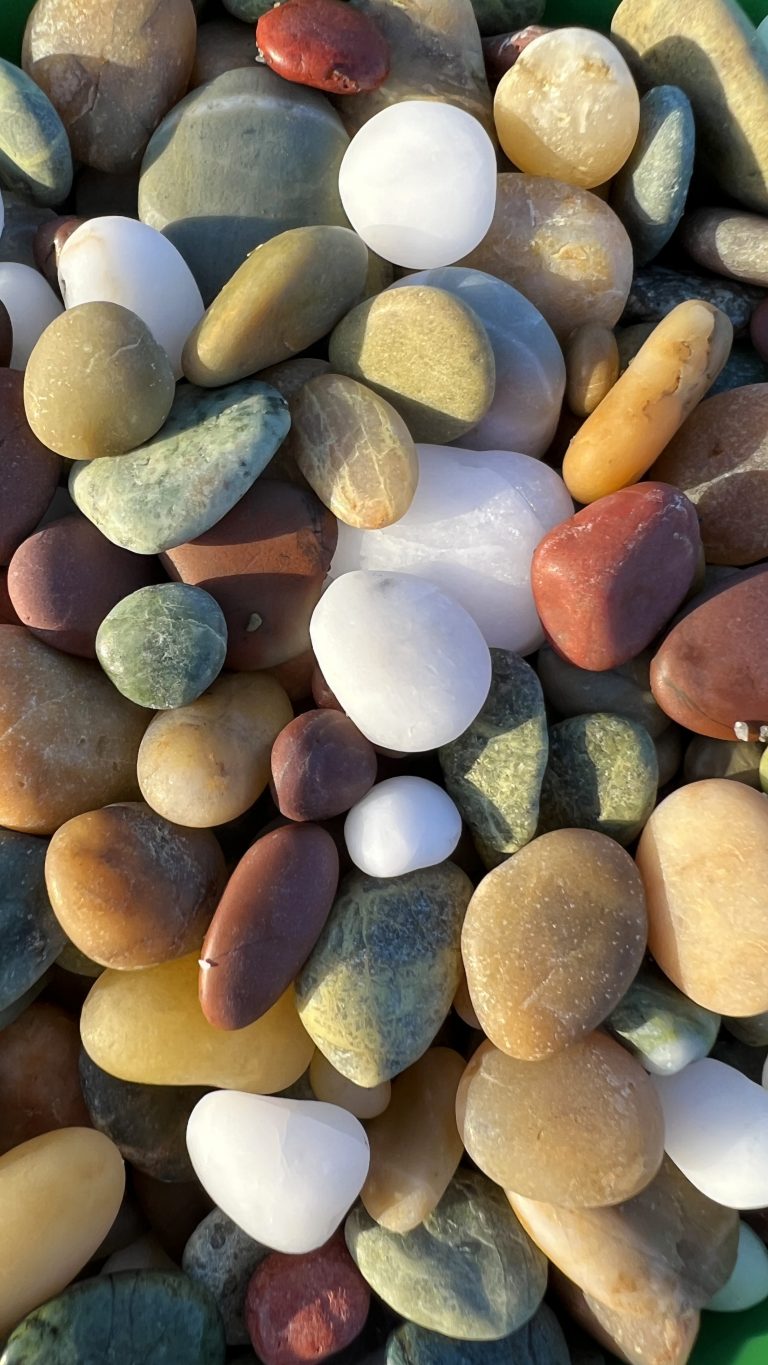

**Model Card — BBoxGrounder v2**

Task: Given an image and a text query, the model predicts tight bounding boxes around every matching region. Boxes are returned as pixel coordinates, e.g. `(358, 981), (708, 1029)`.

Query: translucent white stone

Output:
(708, 1221), (768, 1312)
(0, 262), (62, 369)
(331, 446), (574, 655)
(654, 1059), (768, 1209)
(309, 569), (492, 752)
(391, 268), (565, 458)
(338, 101), (497, 269)
(186, 1091), (369, 1254)
(57, 216), (204, 377)
(344, 775), (462, 877)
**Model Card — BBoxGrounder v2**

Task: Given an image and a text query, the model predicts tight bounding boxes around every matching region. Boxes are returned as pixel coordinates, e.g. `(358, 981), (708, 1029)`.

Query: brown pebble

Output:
(750, 296), (768, 363)
(0, 1003), (90, 1156)
(0, 371), (60, 566)
(483, 27), (551, 84)
(256, 0), (390, 96)
(33, 216), (84, 294)
(271, 710), (377, 821)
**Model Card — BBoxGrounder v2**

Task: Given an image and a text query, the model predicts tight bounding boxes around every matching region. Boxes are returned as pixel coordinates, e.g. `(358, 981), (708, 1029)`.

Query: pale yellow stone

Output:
(310, 1051), (391, 1119)
(566, 323), (621, 416)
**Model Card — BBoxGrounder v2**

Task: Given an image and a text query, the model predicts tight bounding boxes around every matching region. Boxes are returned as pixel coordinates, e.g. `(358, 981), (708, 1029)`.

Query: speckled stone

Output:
(69, 380), (290, 555)
(296, 863), (472, 1086)
(79, 1051), (207, 1182)
(537, 643), (670, 738)
(0, 1271), (226, 1364)
(538, 713), (658, 846)
(245, 1232), (371, 1365)
(606, 963), (721, 1076)
(386, 1304), (571, 1364)
(439, 650), (548, 869)
(96, 584), (227, 710)
(471, 0), (545, 35)
(611, 86), (695, 265)
(0, 56), (72, 205)
(682, 208), (768, 288)
(0, 829), (65, 1012)
(346, 1170), (547, 1341)
(183, 1207), (269, 1346)
(622, 264), (762, 334)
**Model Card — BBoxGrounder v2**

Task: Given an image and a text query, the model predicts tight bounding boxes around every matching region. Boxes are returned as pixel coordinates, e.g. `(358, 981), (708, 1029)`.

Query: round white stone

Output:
(653, 1059), (768, 1209)
(0, 261), (62, 369)
(331, 446), (573, 655)
(338, 101), (497, 269)
(310, 570), (492, 752)
(707, 1221), (768, 1312)
(57, 216), (204, 377)
(186, 1091), (370, 1254)
(344, 776), (462, 877)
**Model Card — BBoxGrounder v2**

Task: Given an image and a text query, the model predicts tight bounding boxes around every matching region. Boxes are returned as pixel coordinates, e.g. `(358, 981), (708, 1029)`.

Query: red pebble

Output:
(246, 1233), (370, 1365)
(256, 0), (390, 95)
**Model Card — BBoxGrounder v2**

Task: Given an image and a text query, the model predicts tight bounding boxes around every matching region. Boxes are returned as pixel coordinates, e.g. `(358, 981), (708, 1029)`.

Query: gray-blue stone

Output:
(611, 86), (694, 266)
(0, 57), (73, 206)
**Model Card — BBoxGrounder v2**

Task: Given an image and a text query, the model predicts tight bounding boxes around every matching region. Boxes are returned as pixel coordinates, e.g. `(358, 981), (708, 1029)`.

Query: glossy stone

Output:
(457, 1034), (665, 1207)
(607, 964), (720, 1076)
(0, 828), (64, 1010)
(96, 584), (227, 710)
(183, 1207), (268, 1347)
(344, 777), (461, 878)
(79, 1051), (207, 1182)
(271, 710), (377, 822)
(0, 370), (59, 564)
(654, 1058), (768, 1208)
(611, 85), (695, 265)
(0, 1002), (89, 1154)
(245, 1233), (370, 1365)
(346, 1170), (547, 1341)
(537, 642), (671, 739)
(257, 0), (390, 95)
(0, 260), (62, 367)
(309, 1053), (390, 1120)
(70, 379), (290, 555)
(538, 713), (658, 845)
(296, 862), (472, 1085)
(0, 55), (72, 205)
(81, 953), (313, 1091)
(386, 1305), (570, 1365)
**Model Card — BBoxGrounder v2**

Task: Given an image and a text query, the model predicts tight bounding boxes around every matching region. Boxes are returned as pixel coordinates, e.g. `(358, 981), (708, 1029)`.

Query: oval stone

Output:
(296, 863), (472, 1086)
(200, 824), (339, 1030)
(565, 322), (620, 417)
(245, 1233), (370, 1365)
(0, 370), (59, 564)
(346, 1169), (547, 1341)
(271, 710), (377, 822)
(0, 55), (72, 205)
(537, 713), (658, 846)
(257, 0), (389, 95)
(386, 1305), (570, 1365)
(682, 207), (768, 288)
(183, 1207), (268, 1347)
(79, 1051), (207, 1182)
(344, 777), (462, 878)
(610, 85), (695, 265)
(0, 1002), (89, 1155)
(96, 583), (227, 710)
(0, 828), (64, 1011)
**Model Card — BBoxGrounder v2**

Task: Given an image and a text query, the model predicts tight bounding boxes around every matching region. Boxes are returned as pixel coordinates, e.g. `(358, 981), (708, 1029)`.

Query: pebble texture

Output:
(537, 643), (669, 738)
(611, 85), (695, 265)
(0, 55), (72, 204)
(96, 584), (227, 710)
(245, 1233), (370, 1365)
(0, 829), (64, 1011)
(537, 713), (658, 846)
(386, 1305), (570, 1364)
(183, 1207), (269, 1346)
(622, 264), (762, 335)
(79, 1051), (207, 1181)
(682, 208), (768, 288)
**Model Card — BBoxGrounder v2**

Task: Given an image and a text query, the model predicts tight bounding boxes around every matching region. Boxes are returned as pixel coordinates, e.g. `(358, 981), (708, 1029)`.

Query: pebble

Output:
(183, 1208), (268, 1347)
(751, 296), (768, 362)
(607, 964), (721, 1076)
(0, 55), (72, 205)
(223, 0), (272, 16)
(565, 323), (620, 417)
(563, 301), (733, 504)
(139, 67), (350, 304)
(709, 342), (768, 396)
(0, 260), (62, 368)
(386, 1305), (570, 1365)
(33, 214), (83, 290)
(0, 1271), (226, 1365)
(137, 673), (292, 828)
(244, 1233), (370, 1365)
(0, 1002), (89, 1154)
(637, 779), (768, 1015)
(344, 777), (462, 878)
(538, 642), (669, 737)
(623, 263), (763, 334)
(0, 371), (60, 564)
(70, 379), (290, 555)
(22, 0), (197, 174)
(80, 952), (313, 1091)
(271, 710), (377, 822)
(361, 1048), (464, 1234)
(708, 1221), (768, 1313)
(346, 1169), (547, 1341)
(190, 18), (256, 90)
(652, 384), (768, 565)
(0, 1128), (124, 1338)
(682, 207), (768, 289)
(538, 713), (658, 845)
(555, 1268), (699, 1365)
(482, 26), (551, 83)
(256, 0), (390, 96)
(296, 862), (472, 1085)
(461, 173), (633, 340)
(79, 1051), (207, 1182)
(24, 301), (175, 460)
(309, 1053), (391, 1120)
(610, 85), (695, 265)
(96, 583), (227, 710)
(329, 286), (495, 444)
(457, 1033), (665, 1207)
(186, 1091), (370, 1254)
(183, 227), (369, 388)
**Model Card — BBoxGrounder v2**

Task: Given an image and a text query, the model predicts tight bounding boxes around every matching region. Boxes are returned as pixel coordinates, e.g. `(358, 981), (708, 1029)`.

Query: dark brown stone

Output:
(0, 1002), (90, 1155)
(312, 664), (343, 711)
(0, 370), (60, 565)
(199, 823), (339, 1030)
(33, 216), (85, 294)
(0, 301), (12, 368)
(132, 1170), (213, 1261)
(751, 296), (768, 364)
(271, 709), (377, 821)
(0, 570), (21, 626)
(245, 1232), (370, 1365)
(256, 0), (390, 96)
(266, 648), (316, 704)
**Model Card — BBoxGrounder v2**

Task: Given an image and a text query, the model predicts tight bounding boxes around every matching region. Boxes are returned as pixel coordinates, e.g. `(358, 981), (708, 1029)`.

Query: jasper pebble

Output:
(0, 260), (62, 368)
(79, 1051), (207, 1182)
(607, 963), (721, 1077)
(344, 777), (462, 878)
(0, 55), (72, 206)
(537, 713), (658, 846)
(245, 1233), (370, 1365)
(0, 370), (60, 565)
(183, 1207), (269, 1346)
(271, 710), (377, 822)
(0, 1002), (89, 1155)
(96, 583), (226, 710)
(256, 0), (390, 95)
(611, 85), (695, 265)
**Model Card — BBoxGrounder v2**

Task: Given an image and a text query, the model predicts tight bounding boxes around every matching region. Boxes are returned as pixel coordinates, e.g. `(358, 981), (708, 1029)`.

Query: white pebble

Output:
(708, 1221), (768, 1312)
(0, 262), (62, 369)
(345, 776), (462, 878)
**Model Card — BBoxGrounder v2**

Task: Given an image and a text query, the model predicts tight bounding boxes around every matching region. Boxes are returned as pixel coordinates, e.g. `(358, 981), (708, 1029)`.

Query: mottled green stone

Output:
(611, 86), (695, 266)
(386, 1304), (571, 1364)
(79, 1051), (208, 1182)
(96, 584), (227, 710)
(70, 380), (290, 555)
(0, 829), (64, 1012)
(296, 863), (472, 1086)
(537, 712), (658, 846)
(470, 0), (545, 34)
(182, 1208), (268, 1346)
(607, 964), (720, 1076)
(346, 1170), (547, 1341)
(0, 1272), (226, 1364)
(0, 57), (72, 205)
(537, 643), (669, 737)
(440, 650), (547, 869)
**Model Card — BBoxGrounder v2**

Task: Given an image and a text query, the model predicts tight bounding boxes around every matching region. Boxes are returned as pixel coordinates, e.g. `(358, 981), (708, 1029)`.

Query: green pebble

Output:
(0, 57), (72, 205)
(96, 584), (227, 710)
(439, 650), (548, 869)
(0, 1272), (226, 1365)
(611, 86), (695, 266)
(537, 712), (658, 846)
(346, 1170), (548, 1341)
(607, 963), (720, 1076)
(536, 643), (669, 737)
(0, 829), (64, 1013)
(470, 0), (545, 36)
(296, 863), (472, 1086)
(182, 1208), (268, 1347)
(79, 1051), (207, 1182)
(70, 379), (290, 555)
(386, 1304), (571, 1363)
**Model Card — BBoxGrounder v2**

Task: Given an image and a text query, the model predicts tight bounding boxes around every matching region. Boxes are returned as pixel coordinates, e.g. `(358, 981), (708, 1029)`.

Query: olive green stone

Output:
(386, 1303), (571, 1364)
(345, 1169), (548, 1341)
(536, 643), (669, 737)
(0, 829), (64, 1013)
(686, 737), (764, 787)
(96, 584), (227, 710)
(0, 57), (72, 205)
(296, 862), (472, 1086)
(79, 1051), (208, 1182)
(329, 286), (496, 444)
(0, 1271), (226, 1364)
(439, 650), (548, 870)
(537, 712), (658, 846)
(607, 963), (721, 1076)
(182, 1208), (268, 1346)
(69, 380), (290, 554)
(183, 226), (368, 387)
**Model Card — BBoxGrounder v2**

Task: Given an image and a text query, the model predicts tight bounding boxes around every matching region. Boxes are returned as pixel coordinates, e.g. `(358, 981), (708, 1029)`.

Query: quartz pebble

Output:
(607, 964), (721, 1076)
(309, 1054), (390, 1120)
(96, 583), (227, 710)
(245, 1233), (370, 1365)
(256, 0), (390, 96)
(0, 1002), (89, 1154)
(611, 85), (695, 265)
(538, 714), (658, 846)
(271, 710), (377, 823)
(186, 1091), (369, 1254)
(0, 55), (72, 205)
(183, 1207), (268, 1347)
(708, 1221), (768, 1313)
(0, 260), (62, 368)
(0, 829), (64, 1012)
(344, 777), (462, 878)
(79, 1051), (207, 1182)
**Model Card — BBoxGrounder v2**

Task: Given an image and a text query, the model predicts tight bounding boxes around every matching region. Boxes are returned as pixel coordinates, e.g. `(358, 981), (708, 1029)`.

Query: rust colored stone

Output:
(257, 0), (390, 96)
(245, 1232), (370, 1365)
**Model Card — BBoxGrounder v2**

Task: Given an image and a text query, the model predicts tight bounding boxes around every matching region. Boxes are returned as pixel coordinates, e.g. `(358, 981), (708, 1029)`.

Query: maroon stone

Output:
(0, 370), (60, 565)
(271, 709), (377, 822)
(311, 663), (343, 712)
(483, 26), (551, 84)
(256, 0), (390, 95)
(532, 482), (702, 672)
(162, 480), (337, 671)
(0, 301), (12, 367)
(8, 514), (159, 657)
(33, 216), (85, 294)
(245, 1232), (370, 1365)
(199, 823), (339, 1030)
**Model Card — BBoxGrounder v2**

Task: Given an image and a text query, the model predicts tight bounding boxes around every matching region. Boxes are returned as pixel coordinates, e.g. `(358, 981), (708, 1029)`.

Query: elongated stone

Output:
(183, 1207), (268, 1347)
(0, 829), (64, 1011)
(0, 1003), (89, 1155)
(0, 56), (72, 205)
(682, 208), (768, 288)
(611, 86), (695, 265)
(607, 964), (721, 1076)
(386, 1305), (571, 1365)
(537, 713), (658, 846)
(96, 584), (227, 710)
(70, 380), (290, 555)
(79, 1051), (207, 1182)
(554, 1267), (699, 1365)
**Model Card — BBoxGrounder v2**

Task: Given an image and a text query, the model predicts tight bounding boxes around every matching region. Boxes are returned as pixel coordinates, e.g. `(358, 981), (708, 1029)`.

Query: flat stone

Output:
(0, 369), (60, 565)
(0, 55), (72, 205)
(611, 86), (695, 265)
(183, 1208), (269, 1347)
(70, 379), (290, 555)
(0, 1002), (89, 1155)
(96, 583), (227, 710)
(537, 642), (670, 738)
(607, 963), (721, 1076)
(623, 264), (763, 334)
(257, 0), (390, 96)
(245, 1233), (370, 1365)
(271, 709), (377, 822)
(386, 1305), (570, 1364)
(537, 713), (658, 845)
(79, 1050), (207, 1182)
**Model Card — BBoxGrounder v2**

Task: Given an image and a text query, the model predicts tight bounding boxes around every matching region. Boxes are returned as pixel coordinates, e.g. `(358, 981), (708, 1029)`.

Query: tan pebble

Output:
(566, 323), (620, 416)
